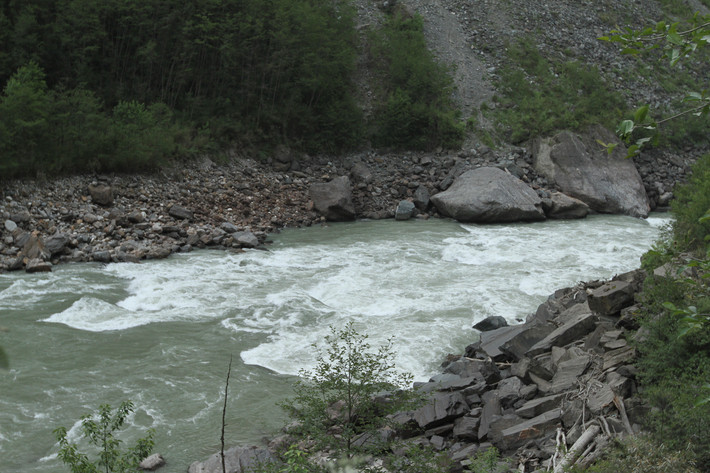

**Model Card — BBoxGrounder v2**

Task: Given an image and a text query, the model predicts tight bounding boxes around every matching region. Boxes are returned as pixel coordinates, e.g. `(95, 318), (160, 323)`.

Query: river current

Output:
(0, 215), (669, 472)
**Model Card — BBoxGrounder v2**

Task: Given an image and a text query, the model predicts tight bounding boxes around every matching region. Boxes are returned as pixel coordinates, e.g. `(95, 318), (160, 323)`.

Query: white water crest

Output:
(0, 215), (670, 473)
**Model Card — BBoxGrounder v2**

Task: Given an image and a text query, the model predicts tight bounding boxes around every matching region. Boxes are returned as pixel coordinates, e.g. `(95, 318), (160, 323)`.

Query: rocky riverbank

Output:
(187, 268), (655, 473)
(0, 129), (697, 274)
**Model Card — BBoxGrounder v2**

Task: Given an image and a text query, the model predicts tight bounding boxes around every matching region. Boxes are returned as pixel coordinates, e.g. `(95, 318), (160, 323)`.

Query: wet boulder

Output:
(431, 167), (545, 223)
(395, 200), (415, 221)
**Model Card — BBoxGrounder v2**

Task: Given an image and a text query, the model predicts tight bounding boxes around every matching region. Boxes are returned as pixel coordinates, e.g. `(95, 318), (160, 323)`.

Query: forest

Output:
(0, 0), (464, 178)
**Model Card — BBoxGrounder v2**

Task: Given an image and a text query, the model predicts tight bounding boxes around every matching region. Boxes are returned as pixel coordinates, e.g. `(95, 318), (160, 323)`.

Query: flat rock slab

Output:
(496, 408), (563, 451)
(473, 324), (528, 361)
(527, 311), (598, 357)
(500, 323), (556, 361)
(516, 393), (567, 419)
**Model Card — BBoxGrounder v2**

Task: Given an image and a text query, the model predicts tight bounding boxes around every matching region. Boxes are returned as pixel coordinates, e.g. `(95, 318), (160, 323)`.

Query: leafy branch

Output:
(599, 13), (710, 157)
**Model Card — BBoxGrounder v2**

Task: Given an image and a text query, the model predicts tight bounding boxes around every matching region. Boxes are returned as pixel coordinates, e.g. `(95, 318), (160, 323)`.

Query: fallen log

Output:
(553, 424), (601, 473)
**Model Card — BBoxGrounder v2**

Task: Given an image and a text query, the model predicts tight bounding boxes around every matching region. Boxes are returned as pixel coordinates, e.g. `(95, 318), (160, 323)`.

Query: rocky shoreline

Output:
(188, 269), (654, 473)
(0, 129), (698, 274)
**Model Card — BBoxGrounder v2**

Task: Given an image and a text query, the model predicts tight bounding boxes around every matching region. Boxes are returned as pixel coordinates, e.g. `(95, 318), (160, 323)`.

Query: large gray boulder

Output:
(532, 126), (650, 217)
(309, 176), (356, 221)
(430, 167), (545, 223)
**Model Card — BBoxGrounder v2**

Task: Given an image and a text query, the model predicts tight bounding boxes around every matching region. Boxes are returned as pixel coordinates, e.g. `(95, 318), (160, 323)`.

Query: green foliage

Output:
(585, 435), (700, 473)
(466, 447), (511, 473)
(493, 39), (626, 143)
(671, 154), (710, 250)
(378, 443), (452, 473)
(600, 13), (710, 156)
(368, 11), (464, 150)
(281, 322), (418, 460)
(54, 401), (155, 473)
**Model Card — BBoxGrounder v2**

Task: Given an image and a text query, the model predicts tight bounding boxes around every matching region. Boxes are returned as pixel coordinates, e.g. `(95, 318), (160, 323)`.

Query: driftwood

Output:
(553, 424), (601, 473)
(613, 395), (634, 436)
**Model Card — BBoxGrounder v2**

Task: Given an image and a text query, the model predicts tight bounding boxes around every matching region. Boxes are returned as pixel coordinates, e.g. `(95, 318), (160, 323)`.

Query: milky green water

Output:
(0, 215), (669, 472)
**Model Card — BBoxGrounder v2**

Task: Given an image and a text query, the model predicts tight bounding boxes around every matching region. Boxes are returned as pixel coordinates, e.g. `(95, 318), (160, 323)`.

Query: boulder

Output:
(309, 176), (356, 221)
(543, 192), (589, 219)
(169, 205), (194, 220)
(45, 232), (70, 256)
(22, 234), (49, 260)
(395, 200), (415, 221)
(272, 144), (293, 172)
(531, 126), (650, 217)
(526, 311), (598, 357)
(139, 453), (165, 471)
(515, 393), (566, 419)
(235, 231), (259, 248)
(413, 185), (430, 210)
(495, 408), (562, 451)
(88, 182), (113, 206)
(350, 161), (373, 184)
(587, 280), (634, 316)
(4, 220), (17, 232)
(473, 316), (508, 332)
(413, 391), (469, 429)
(431, 167), (545, 223)
(25, 258), (52, 273)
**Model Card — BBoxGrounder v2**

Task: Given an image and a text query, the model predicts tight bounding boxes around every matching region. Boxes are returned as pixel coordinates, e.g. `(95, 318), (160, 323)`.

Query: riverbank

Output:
(0, 143), (693, 273)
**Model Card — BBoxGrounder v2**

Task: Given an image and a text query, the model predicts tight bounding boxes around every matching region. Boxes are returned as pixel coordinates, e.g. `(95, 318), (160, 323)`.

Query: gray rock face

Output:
(430, 167), (545, 223)
(309, 176), (356, 221)
(532, 126), (650, 217)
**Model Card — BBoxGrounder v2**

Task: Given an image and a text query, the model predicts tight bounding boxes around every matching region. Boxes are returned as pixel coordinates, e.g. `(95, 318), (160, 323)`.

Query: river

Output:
(0, 215), (669, 472)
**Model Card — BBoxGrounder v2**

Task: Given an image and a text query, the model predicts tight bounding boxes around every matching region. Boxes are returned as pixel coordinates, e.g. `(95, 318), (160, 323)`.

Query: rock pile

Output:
(386, 269), (647, 471)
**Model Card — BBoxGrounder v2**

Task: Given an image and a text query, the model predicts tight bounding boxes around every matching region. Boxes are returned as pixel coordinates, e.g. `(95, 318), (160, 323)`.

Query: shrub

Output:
(54, 401), (155, 473)
(585, 435), (700, 473)
(369, 11), (464, 150)
(281, 322), (419, 460)
(492, 39), (626, 143)
(671, 153), (710, 251)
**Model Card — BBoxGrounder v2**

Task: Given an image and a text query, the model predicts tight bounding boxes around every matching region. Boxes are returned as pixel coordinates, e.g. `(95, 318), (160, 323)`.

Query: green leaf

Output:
(634, 105), (649, 123)
(617, 119), (634, 137)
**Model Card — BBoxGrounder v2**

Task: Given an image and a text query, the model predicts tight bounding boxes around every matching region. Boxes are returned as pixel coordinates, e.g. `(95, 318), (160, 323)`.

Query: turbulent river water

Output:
(0, 215), (670, 472)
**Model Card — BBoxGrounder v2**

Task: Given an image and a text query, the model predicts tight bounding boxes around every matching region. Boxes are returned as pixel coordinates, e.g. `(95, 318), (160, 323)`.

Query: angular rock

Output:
(430, 167), (545, 223)
(22, 234), (49, 260)
(473, 316), (508, 332)
(478, 390), (502, 440)
(496, 408), (562, 451)
(532, 126), (650, 217)
(603, 346), (636, 371)
(220, 222), (239, 233)
(91, 250), (112, 263)
(544, 192), (589, 219)
(414, 391), (469, 430)
(309, 176), (356, 221)
(500, 323), (556, 361)
(453, 415), (480, 440)
(515, 393), (566, 419)
(350, 161), (373, 184)
(469, 324), (527, 361)
(395, 200), (415, 221)
(88, 182), (113, 206)
(587, 280), (634, 316)
(498, 376), (524, 407)
(169, 205), (194, 220)
(526, 311), (598, 357)
(549, 354), (591, 393)
(45, 232), (70, 256)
